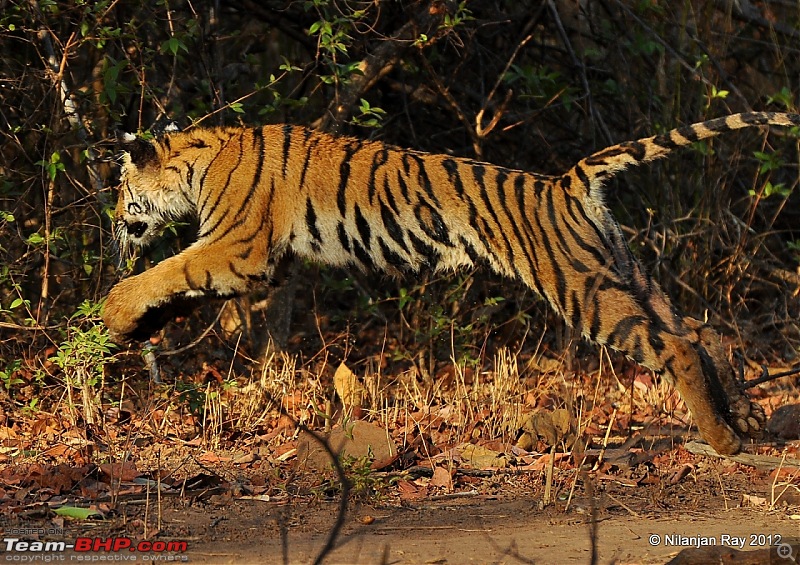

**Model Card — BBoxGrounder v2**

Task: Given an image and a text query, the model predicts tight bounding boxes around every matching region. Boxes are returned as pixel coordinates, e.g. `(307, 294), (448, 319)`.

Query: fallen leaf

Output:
(397, 479), (427, 500)
(98, 462), (140, 482)
(522, 408), (575, 447)
(333, 363), (366, 407)
(458, 443), (508, 469)
(430, 466), (453, 490)
(741, 494), (767, 507)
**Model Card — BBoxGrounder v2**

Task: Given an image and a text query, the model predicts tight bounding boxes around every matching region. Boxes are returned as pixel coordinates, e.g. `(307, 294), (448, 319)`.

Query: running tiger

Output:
(103, 111), (800, 455)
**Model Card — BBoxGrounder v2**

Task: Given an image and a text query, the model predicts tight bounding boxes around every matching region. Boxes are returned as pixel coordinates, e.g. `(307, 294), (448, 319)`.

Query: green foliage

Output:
(767, 87), (795, 110)
(50, 300), (116, 389)
(753, 151), (785, 174)
(36, 151), (64, 182)
(441, 1), (473, 30)
(504, 65), (577, 109)
(0, 360), (24, 391)
(350, 98), (386, 128)
(305, 1), (365, 86)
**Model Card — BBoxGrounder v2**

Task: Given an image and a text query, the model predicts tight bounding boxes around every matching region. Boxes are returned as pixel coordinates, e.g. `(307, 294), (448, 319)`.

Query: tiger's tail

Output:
(569, 111), (800, 199)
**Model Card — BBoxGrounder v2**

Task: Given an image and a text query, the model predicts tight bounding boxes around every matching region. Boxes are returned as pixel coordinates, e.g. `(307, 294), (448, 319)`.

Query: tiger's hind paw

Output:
(729, 394), (765, 439)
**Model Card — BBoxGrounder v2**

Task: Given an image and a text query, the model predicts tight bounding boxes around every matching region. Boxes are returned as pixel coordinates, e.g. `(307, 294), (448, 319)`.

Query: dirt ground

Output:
(175, 496), (800, 564)
(8, 462), (797, 565)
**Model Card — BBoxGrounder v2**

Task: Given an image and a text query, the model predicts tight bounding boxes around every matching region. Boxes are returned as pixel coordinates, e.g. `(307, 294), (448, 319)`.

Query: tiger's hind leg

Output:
(583, 280), (763, 455)
(657, 329), (743, 454)
(683, 319), (766, 441)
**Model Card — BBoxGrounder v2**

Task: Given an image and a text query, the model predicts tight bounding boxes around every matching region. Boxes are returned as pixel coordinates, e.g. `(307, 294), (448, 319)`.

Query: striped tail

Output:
(570, 111), (800, 198)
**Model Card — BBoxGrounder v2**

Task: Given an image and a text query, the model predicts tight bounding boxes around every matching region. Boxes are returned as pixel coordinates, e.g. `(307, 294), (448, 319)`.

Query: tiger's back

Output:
(104, 111), (800, 455)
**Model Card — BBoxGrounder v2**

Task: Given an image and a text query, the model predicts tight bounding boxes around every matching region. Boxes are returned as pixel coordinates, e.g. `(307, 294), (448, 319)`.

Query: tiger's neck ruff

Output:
(104, 112), (799, 455)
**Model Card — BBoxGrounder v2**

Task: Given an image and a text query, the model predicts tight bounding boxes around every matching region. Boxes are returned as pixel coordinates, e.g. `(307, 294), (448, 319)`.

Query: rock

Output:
(766, 403), (800, 440)
(296, 420), (396, 470)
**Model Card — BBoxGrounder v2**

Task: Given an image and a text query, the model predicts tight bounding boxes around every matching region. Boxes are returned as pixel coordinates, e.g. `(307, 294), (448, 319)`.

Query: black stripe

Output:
(397, 169), (411, 204)
(648, 327), (666, 356)
(562, 198), (613, 267)
(184, 262), (200, 291)
(414, 198), (450, 246)
(630, 335), (644, 364)
(236, 245), (253, 260)
(588, 290), (602, 342)
(379, 238), (406, 270)
(405, 153), (438, 205)
(354, 204), (371, 250)
(570, 290), (581, 331)
(228, 259), (250, 283)
(282, 124), (293, 178)
(539, 188), (568, 312)
(383, 175), (401, 214)
(514, 174), (541, 271)
(475, 164), (515, 269)
(401, 152), (413, 176)
(459, 236), (481, 265)
(651, 133), (680, 151)
(584, 141), (646, 166)
(197, 134), (236, 220)
(442, 158), (464, 198)
(337, 140), (362, 216)
(674, 124), (701, 143)
(606, 315), (647, 350)
(337, 222), (351, 253)
(232, 129), (265, 224)
(380, 200), (409, 252)
(199, 135), (246, 240)
(497, 170), (538, 279)
(408, 232), (439, 266)
(306, 197), (322, 243)
(181, 162), (194, 203)
(574, 163), (591, 190)
(298, 138), (320, 191)
(368, 149), (389, 204)
(353, 239), (374, 269)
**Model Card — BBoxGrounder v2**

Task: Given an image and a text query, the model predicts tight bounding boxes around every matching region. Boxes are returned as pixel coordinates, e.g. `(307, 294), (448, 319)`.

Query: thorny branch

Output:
(318, 0), (452, 132)
(743, 363), (800, 389)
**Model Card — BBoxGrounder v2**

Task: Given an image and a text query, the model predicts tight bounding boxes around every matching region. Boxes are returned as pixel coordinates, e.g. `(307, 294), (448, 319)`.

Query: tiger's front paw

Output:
(102, 280), (152, 342)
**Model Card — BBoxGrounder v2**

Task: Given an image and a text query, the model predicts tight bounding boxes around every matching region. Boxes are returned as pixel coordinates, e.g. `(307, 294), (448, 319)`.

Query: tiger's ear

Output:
(117, 133), (157, 169)
(151, 118), (182, 136)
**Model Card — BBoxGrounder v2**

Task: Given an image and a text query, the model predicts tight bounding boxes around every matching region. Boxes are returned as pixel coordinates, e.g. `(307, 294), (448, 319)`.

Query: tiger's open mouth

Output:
(125, 221), (148, 239)
(113, 218), (153, 261)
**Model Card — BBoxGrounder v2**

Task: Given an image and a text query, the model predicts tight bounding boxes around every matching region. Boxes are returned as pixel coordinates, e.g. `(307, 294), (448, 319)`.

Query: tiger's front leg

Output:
(103, 243), (266, 342)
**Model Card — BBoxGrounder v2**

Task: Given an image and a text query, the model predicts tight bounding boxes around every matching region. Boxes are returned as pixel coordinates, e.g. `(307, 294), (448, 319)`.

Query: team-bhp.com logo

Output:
(4, 537), (189, 560)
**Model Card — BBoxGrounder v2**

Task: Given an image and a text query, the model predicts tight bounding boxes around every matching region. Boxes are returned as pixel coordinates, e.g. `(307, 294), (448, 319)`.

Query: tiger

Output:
(102, 111), (800, 456)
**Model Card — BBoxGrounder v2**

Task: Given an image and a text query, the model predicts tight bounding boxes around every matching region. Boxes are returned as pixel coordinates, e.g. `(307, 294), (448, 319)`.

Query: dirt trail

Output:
(175, 497), (799, 564)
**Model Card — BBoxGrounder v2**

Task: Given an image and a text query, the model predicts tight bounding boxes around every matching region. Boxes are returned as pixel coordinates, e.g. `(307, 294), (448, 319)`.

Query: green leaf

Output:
(161, 37), (188, 56)
(53, 506), (102, 520)
(26, 233), (44, 246)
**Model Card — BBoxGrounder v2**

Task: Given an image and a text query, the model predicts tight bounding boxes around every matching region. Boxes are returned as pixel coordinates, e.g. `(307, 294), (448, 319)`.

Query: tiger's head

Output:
(114, 128), (195, 256)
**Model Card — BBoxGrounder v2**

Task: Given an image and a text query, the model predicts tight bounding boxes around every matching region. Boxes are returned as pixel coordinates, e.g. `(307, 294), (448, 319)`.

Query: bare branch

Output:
(318, 1), (452, 132)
